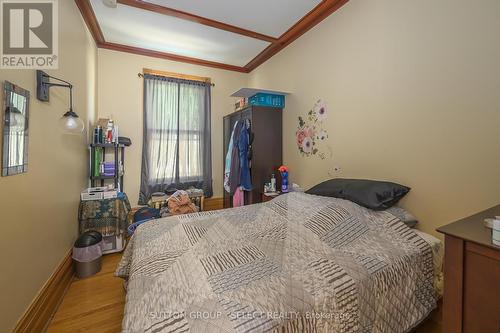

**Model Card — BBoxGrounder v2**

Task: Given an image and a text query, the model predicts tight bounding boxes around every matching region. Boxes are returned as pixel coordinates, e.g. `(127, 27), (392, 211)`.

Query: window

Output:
(139, 73), (212, 204)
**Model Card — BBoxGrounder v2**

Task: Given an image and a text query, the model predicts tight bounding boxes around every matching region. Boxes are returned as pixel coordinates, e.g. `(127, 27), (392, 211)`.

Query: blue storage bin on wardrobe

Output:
(249, 93), (285, 108)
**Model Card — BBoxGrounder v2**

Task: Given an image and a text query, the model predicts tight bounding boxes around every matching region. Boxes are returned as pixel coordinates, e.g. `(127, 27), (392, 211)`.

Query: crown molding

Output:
(75, 0), (105, 44)
(100, 42), (249, 73)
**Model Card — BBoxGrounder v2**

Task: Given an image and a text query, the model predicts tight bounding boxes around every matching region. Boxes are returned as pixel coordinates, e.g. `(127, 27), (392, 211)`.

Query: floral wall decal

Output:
(296, 99), (332, 160)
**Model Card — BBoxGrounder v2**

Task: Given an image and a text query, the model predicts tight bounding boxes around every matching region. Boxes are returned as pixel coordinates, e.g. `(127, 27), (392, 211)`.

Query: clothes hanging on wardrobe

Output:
(224, 119), (252, 196)
(238, 120), (252, 191)
(223, 121), (239, 193)
(232, 187), (245, 207)
(228, 121), (242, 194)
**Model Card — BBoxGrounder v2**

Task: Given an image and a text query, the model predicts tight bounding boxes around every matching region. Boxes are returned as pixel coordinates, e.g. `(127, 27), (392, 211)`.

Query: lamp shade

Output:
(59, 110), (84, 134)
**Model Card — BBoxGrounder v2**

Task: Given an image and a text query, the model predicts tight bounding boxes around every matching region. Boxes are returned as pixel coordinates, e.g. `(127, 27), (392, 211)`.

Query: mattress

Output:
(413, 230), (443, 297)
(117, 192), (439, 333)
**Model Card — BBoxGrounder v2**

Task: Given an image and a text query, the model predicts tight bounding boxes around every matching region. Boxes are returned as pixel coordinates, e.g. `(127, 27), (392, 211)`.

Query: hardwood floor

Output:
(47, 254), (442, 333)
(46, 253), (125, 333)
(414, 302), (443, 333)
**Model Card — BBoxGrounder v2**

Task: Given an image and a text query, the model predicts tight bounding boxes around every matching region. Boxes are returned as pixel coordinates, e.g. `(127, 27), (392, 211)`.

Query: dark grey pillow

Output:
(306, 178), (410, 210)
(385, 206), (418, 228)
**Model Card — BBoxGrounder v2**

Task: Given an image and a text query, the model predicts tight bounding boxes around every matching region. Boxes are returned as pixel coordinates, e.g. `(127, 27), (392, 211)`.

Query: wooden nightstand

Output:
(437, 205), (500, 333)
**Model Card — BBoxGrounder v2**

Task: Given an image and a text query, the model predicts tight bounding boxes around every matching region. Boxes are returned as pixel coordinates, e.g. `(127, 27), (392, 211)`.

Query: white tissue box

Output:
(493, 219), (500, 246)
(81, 191), (103, 201)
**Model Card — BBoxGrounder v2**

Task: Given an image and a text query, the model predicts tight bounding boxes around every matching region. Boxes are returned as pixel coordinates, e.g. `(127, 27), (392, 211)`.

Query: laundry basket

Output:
(72, 230), (103, 279)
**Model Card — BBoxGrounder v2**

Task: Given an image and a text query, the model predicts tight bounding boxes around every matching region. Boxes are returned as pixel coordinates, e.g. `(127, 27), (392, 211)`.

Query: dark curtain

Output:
(139, 74), (212, 204)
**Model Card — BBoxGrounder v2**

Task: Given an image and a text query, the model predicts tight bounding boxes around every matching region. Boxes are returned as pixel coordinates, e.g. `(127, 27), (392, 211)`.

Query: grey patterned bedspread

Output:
(116, 192), (437, 333)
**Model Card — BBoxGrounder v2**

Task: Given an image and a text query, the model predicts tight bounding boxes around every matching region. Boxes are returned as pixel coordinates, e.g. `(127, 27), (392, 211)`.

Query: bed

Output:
(116, 192), (442, 333)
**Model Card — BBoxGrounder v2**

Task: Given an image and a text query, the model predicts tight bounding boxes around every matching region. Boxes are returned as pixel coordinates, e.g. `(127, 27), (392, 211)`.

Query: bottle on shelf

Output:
(112, 124), (119, 143)
(106, 119), (114, 143)
(270, 174), (276, 192)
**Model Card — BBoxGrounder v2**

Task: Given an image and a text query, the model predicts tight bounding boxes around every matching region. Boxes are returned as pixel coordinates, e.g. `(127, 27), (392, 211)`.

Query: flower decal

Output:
(301, 137), (313, 153)
(296, 128), (308, 147)
(313, 100), (328, 121)
(316, 130), (328, 141)
(296, 99), (331, 159)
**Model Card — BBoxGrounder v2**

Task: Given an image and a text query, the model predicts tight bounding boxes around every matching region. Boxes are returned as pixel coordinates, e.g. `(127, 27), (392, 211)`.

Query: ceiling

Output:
(142, 0), (321, 38)
(76, 0), (349, 72)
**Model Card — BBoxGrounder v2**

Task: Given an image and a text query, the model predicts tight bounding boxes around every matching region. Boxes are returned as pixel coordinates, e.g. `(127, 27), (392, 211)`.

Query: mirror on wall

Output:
(2, 81), (30, 176)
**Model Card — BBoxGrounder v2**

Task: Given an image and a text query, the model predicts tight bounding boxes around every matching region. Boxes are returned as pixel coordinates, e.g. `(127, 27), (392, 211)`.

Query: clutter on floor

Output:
(127, 207), (161, 236)
(167, 190), (199, 215)
(147, 187), (204, 216)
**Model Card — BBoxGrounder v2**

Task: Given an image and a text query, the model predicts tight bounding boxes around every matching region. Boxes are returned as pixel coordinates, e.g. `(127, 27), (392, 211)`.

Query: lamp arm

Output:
(43, 73), (72, 87)
(43, 73), (74, 111)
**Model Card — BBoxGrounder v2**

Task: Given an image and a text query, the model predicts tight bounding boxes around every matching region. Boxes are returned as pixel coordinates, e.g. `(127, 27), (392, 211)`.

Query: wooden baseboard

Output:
(12, 250), (74, 333)
(204, 197), (224, 211)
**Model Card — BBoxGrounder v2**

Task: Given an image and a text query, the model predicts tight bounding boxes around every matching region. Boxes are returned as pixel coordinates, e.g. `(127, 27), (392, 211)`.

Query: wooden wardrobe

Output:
(223, 106), (282, 208)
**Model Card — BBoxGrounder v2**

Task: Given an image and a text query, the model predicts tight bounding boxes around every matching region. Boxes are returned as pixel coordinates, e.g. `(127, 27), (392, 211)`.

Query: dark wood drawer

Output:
(463, 242), (500, 333)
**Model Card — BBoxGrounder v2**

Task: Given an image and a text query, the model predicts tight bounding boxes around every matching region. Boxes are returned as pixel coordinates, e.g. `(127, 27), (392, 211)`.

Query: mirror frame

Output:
(2, 81), (30, 176)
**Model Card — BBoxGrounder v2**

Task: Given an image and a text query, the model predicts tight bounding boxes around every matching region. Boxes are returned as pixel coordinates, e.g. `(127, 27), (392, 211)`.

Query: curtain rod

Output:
(138, 69), (215, 87)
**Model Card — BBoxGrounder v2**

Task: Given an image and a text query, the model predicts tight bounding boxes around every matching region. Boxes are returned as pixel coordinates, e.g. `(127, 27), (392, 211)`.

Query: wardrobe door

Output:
(250, 107), (283, 204)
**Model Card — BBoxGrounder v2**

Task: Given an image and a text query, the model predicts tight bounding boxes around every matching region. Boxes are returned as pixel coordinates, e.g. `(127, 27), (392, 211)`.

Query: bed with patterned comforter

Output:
(116, 192), (439, 333)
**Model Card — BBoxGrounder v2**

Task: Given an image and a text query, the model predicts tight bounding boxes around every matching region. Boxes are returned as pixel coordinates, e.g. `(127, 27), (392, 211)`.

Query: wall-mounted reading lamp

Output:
(36, 70), (85, 134)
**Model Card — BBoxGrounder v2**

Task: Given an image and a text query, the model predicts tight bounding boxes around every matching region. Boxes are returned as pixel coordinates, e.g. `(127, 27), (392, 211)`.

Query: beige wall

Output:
(0, 2), (97, 332)
(2, 0), (498, 330)
(97, 49), (247, 204)
(248, 0), (500, 237)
